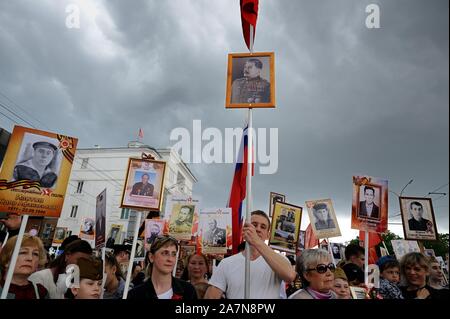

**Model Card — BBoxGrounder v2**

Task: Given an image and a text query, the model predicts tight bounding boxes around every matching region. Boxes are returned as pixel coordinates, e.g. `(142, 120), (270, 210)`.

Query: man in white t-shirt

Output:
(204, 210), (296, 299)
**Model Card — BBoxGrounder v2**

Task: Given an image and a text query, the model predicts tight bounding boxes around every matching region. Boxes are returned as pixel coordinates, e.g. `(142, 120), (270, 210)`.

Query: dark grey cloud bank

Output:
(0, 0), (448, 241)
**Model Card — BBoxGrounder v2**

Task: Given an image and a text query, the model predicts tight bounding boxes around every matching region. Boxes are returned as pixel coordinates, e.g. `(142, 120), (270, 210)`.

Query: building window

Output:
(81, 158), (89, 169)
(76, 181), (84, 193)
(120, 208), (130, 220)
(70, 205), (78, 218)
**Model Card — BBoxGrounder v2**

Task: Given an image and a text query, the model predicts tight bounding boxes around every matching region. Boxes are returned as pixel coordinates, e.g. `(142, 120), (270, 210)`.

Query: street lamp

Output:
(400, 179), (414, 197)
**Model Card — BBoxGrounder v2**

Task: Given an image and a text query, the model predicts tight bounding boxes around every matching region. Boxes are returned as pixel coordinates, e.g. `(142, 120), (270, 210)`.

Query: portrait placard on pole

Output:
(120, 158), (166, 212)
(226, 52), (275, 109)
(351, 175), (388, 233)
(199, 208), (232, 255)
(0, 125), (78, 217)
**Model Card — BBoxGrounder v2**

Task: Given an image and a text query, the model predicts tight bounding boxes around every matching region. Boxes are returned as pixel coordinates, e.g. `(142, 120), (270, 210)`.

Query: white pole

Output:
(172, 248), (180, 277)
(381, 240), (390, 255)
(1, 214), (29, 299)
(364, 230), (369, 286)
(122, 211), (141, 299)
(327, 239), (336, 266)
(244, 25), (254, 299)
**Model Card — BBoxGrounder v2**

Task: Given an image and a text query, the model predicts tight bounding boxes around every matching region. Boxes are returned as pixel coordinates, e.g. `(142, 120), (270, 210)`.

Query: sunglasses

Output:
(306, 263), (336, 274)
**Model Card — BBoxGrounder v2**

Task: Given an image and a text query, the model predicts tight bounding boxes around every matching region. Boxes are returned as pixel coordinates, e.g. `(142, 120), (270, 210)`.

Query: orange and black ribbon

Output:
(0, 179), (41, 191)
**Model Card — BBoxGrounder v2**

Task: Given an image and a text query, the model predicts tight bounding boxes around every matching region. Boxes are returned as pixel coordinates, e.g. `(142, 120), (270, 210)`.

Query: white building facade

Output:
(56, 141), (196, 247)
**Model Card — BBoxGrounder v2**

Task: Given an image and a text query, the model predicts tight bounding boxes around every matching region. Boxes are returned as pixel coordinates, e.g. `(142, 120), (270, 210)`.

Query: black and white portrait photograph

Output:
(399, 197), (438, 241)
(357, 185), (381, 220)
(331, 243), (342, 260)
(306, 199), (341, 239)
(199, 208), (231, 254)
(12, 132), (62, 189)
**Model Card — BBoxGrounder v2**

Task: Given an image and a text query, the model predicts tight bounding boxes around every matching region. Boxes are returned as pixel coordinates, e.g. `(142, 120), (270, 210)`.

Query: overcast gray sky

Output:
(0, 0), (448, 243)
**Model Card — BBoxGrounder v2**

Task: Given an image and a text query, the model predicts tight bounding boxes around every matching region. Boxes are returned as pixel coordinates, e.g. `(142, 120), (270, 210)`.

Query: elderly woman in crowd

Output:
(29, 239), (92, 299)
(400, 252), (448, 299)
(0, 234), (48, 299)
(127, 235), (197, 299)
(289, 249), (337, 299)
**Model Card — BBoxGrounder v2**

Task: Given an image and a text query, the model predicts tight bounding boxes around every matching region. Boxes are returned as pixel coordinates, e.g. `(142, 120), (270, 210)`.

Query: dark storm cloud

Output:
(0, 0), (447, 240)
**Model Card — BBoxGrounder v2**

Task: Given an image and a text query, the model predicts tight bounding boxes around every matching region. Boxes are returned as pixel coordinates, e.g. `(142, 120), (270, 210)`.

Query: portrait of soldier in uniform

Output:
(407, 201), (434, 232)
(203, 218), (226, 247)
(12, 139), (60, 188)
(130, 173), (154, 196)
(169, 205), (195, 234)
(231, 58), (270, 104)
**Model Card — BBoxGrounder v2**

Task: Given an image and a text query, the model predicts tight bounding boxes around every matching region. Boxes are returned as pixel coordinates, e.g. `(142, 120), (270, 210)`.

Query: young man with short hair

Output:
(204, 210), (296, 299)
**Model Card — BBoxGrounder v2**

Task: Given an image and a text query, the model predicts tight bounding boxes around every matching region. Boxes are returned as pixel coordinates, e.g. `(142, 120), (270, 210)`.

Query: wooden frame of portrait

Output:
(269, 191), (286, 217)
(399, 196), (438, 241)
(269, 201), (302, 254)
(120, 158), (166, 212)
(225, 52), (276, 109)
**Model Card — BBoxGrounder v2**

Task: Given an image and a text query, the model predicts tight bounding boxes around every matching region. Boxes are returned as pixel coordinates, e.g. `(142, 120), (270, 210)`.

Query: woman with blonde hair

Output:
(400, 252), (448, 299)
(0, 234), (48, 299)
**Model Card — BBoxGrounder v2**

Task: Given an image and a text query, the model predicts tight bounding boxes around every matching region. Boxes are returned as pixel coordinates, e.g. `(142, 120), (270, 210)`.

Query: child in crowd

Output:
(377, 256), (403, 299)
(332, 267), (351, 299)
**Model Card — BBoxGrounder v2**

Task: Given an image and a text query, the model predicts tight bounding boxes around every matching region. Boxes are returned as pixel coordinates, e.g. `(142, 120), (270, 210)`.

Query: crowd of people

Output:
(0, 210), (448, 300)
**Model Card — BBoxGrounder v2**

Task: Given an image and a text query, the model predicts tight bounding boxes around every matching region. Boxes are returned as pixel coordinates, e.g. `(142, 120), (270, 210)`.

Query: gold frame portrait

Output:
(120, 158), (166, 212)
(269, 201), (302, 254)
(226, 52), (276, 108)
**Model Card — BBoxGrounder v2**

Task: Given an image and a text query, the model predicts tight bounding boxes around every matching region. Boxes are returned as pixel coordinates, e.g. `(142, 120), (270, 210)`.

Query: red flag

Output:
(138, 128), (144, 139)
(359, 231), (382, 264)
(227, 125), (253, 254)
(240, 0), (259, 50)
(305, 223), (319, 249)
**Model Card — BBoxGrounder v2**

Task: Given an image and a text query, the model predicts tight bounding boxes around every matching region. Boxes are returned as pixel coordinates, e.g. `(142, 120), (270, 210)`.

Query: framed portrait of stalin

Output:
(226, 52), (275, 108)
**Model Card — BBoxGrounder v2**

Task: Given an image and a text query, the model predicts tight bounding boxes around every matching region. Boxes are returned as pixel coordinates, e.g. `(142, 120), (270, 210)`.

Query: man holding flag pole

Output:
(205, 122), (295, 298)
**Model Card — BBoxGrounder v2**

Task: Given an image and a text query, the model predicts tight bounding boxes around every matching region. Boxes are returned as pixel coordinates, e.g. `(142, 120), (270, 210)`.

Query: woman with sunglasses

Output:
(289, 249), (337, 299)
(127, 235), (197, 299)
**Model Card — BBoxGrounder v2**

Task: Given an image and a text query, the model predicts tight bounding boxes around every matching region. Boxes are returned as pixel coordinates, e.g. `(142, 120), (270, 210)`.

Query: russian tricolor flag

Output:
(227, 125), (254, 254)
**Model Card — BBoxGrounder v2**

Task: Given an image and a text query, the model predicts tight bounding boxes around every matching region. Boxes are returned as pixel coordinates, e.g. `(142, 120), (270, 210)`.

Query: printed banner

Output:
(199, 208), (232, 255)
(0, 125), (78, 217)
(351, 175), (388, 233)
(165, 196), (200, 241)
(95, 188), (107, 249)
(305, 198), (341, 239)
